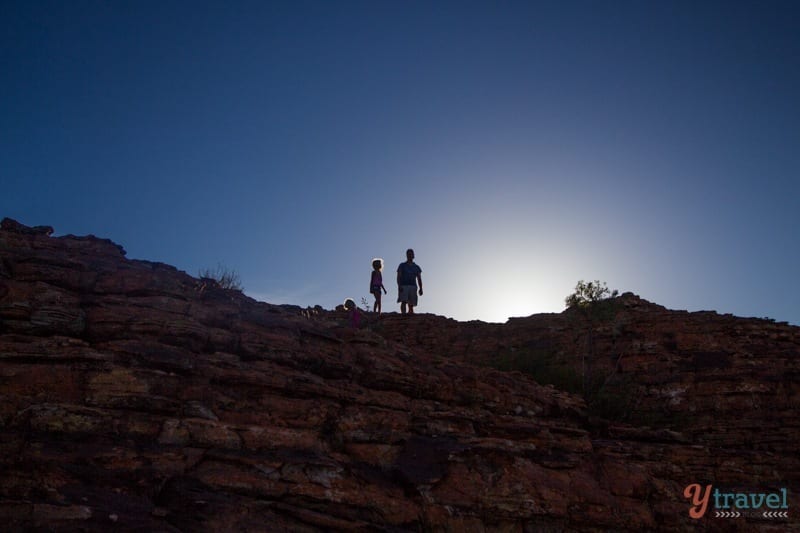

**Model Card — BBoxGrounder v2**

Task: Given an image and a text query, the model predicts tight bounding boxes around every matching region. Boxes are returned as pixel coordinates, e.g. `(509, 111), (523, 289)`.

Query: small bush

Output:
(489, 348), (583, 394)
(198, 263), (243, 291)
(565, 280), (618, 309)
(586, 376), (636, 421)
(489, 348), (638, 422)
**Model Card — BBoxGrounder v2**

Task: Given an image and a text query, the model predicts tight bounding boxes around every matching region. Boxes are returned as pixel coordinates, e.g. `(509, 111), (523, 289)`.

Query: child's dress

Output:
(349, 307), (361, 328)
(370, 271), (382, 295)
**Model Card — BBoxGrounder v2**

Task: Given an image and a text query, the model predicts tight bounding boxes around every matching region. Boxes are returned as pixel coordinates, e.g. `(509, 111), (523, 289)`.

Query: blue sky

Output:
(2, 1), (798, 323)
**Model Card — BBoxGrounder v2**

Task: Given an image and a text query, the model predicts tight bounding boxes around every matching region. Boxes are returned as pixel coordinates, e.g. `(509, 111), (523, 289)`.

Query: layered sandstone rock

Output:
(377, 294), (800, 453)
(0, 219), (797, 531)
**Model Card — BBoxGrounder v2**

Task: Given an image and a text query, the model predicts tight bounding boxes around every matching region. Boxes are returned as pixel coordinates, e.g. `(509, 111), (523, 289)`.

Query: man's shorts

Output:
(398, 285), (418, 306)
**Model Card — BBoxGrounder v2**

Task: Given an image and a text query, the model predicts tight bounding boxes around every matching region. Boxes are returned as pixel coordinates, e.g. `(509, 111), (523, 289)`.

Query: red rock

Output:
(1, 220), (798, 531)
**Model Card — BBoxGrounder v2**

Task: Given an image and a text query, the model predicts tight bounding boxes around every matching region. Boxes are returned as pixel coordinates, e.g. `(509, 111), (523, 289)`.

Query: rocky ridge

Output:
(0, 218), (798, 531)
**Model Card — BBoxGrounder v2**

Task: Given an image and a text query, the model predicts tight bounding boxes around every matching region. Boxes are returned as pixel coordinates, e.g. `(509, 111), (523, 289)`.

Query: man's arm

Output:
(417, 273), (423, 295)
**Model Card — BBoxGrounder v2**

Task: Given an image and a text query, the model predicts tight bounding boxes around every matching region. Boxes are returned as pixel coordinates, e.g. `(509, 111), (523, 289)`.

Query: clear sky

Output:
(2, 1), (799, 324)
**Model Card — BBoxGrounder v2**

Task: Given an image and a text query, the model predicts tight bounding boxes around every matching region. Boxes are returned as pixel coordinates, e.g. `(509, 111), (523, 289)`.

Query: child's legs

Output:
(372, 290), (381, 312)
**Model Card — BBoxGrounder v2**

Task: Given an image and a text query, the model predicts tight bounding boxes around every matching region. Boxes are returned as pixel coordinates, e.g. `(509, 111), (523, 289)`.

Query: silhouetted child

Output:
(370, 258), (387, 315)
(343, 298), (362, 329)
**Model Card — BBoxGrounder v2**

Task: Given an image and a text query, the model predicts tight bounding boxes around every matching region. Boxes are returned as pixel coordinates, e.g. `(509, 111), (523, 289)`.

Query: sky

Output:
(2, 1), (799, 324)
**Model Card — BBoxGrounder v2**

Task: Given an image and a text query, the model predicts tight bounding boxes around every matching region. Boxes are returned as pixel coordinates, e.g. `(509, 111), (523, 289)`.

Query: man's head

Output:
(406, 248), (415, 261)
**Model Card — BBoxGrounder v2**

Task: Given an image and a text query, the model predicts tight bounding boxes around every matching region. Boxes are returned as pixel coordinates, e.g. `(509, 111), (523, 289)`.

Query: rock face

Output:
(378, 297), (800, 453)
(0, 218), (798, 532)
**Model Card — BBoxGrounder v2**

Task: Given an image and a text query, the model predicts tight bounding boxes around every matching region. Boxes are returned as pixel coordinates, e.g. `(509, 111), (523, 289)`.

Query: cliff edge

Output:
(1, 219), (797, 531)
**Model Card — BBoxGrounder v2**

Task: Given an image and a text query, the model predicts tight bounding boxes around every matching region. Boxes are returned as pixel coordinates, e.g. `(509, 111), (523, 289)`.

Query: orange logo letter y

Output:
(683, 483), (712, 519)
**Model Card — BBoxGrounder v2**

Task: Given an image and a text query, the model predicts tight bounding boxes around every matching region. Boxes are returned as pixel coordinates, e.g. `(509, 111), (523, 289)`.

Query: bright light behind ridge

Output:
(420, 232), (588, 323)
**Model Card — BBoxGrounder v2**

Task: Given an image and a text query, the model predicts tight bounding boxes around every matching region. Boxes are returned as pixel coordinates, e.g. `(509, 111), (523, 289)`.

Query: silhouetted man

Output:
(397, 248), (423, 315)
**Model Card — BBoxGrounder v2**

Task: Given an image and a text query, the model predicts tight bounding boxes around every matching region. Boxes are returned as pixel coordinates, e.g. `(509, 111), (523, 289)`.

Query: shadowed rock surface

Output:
(1, 218), (798, 531)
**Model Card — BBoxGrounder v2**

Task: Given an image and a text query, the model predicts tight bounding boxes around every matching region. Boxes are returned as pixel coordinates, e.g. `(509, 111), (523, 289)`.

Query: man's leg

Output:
(408, 304), (414, 315)
(400, 285), (408, 314)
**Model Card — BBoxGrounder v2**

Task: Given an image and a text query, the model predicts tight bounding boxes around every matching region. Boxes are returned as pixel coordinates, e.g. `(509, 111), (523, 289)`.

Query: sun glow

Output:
(472, 278), (569, 322)
(422, 238), (580, 323)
